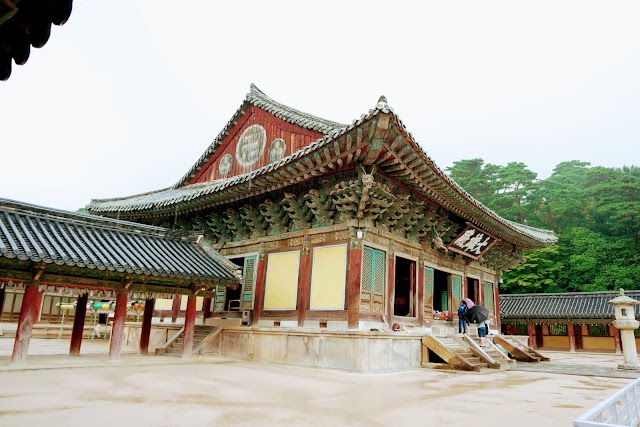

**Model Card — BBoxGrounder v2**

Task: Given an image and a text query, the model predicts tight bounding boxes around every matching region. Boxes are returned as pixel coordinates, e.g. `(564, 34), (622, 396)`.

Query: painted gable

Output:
(191, 106), (324, 184)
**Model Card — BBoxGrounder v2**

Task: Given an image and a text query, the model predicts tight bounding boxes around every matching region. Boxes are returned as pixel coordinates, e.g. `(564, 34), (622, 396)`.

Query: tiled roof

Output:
(87, 90), (557, 248)
(500, 291), (640, 319)
(0, 0), (73, 81)
(0, 198), (240, 285)
(173, 84), (346, 188)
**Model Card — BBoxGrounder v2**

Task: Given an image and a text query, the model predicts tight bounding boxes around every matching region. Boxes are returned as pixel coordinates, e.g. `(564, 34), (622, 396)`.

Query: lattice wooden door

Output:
(361, 247), (385, 314)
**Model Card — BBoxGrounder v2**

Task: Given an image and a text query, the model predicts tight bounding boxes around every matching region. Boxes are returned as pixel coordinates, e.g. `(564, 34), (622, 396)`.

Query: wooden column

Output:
(139, 298), (155, 355)
(347, 237), (362, 329)
(527, 323), (535, 348)
(417, 260), (425, 326)
(11, 281), (42, 363)
(0, 285), (5, 318)
(611, 324), (622, 355)
(297, 236), (312, 327)
(252, 244), (267, 325)
(202, 297), (211, 321)
(108, 290), (128, 361)
(69, 293), (88, 356)
(493, 278), (502, 327)
(182, 295), (197, 359)
(171, 295), (181, 323)
(567, 323), (576, 352)
(386, 250), (395, 324)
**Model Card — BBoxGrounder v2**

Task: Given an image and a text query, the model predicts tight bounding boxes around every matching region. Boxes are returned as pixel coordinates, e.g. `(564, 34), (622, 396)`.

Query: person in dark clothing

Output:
(457, 301), (468, 334)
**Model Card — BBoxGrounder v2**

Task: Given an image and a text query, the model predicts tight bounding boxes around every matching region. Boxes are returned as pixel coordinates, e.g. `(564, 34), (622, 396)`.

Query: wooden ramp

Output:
(422, 334), (501, 372)
(493, 335), (550, 362)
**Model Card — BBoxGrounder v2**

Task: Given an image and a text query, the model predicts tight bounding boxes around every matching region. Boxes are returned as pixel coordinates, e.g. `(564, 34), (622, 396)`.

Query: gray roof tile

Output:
(0, 198), (240, 285)
(500, 291), (640, 319)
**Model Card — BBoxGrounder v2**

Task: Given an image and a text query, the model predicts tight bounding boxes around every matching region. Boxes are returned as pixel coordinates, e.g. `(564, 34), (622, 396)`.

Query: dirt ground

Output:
(0, 338), (637, 427)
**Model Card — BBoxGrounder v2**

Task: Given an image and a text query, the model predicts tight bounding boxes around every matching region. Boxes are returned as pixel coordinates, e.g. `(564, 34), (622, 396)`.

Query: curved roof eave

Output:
(87, 96), (556, 248)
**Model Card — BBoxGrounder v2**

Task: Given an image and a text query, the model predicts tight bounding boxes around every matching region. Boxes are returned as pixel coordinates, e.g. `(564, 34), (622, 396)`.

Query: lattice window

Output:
(549, 324), (567, 336)
(451, 275), (462, 307)
(423, 266), (434, 317)
(214, 285), (226, 312)
(361, 247), (385, 314)
(588, 324), (609, 337)
(241, 256), (257, 309)
(484, 282), (494, 312)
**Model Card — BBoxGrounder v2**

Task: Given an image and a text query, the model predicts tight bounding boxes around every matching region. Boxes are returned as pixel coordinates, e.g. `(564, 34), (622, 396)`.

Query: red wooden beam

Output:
(202, 297), (211, 321)
(182, 296), (197, 359)
(297, 239), (312, 327)
(417, 262), (425, 325)
(69, 293), (88, 356)
(108, 290), (128, 361)
(567, 323), (576, 353)
(171, 295), (180, 323)
(347, 244), (362, 329)
(139, 298), (155, 355)
(11, 282), (42, 363)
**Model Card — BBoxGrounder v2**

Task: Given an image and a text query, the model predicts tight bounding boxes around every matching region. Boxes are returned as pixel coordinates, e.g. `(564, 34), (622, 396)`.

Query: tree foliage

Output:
(447, 159), (640, 293)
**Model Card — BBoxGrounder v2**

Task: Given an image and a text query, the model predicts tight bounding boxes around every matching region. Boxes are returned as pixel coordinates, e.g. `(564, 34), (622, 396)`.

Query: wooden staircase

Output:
(493, 335), (550, 362)
(155, 325), (220, 357)
(422, 334), (500, 371)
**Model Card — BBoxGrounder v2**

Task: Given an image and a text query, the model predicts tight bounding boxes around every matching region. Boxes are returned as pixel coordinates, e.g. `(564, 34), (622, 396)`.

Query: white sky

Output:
(2, 1), (639, 211)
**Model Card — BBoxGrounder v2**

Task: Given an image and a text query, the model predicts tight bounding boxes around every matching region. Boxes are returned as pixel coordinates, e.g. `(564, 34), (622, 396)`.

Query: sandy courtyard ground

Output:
(0, 339), (637, 427)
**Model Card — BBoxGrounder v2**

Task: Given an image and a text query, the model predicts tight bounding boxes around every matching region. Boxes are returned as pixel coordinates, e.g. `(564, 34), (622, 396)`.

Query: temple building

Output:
(86, 85), (557, 333)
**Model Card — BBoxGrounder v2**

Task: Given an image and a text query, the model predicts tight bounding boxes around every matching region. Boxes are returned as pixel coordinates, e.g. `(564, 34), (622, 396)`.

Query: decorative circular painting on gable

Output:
(268, 138), (286, 163)
(218, 153), (233, 176)
(235, 124), (267, 167)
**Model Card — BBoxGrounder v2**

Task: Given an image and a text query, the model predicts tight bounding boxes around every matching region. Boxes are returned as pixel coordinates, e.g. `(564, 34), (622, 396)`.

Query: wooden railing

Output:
(155, 327), (184, 355)
(573, 378), (640, 426)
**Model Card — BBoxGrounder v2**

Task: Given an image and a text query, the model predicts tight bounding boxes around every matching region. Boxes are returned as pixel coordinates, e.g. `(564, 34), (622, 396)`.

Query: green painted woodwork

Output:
(241, 256), (257, 310)
(214, 284), (226, 312)
(451, 275), (462, 308)
(361, 246), (385, 314)
(484, 282), (495, 312)
(281, 193), (312, 231)
(424, 266), (434, 316)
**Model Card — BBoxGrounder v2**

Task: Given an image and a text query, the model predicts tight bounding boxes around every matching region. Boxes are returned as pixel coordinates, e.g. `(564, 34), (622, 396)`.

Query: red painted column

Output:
(202, 297), (211, 321)
(171, 295), (181, 323)
(494, 281), (502, 328)
(417, 260), (425, 326)
(527, 323), (535, 348)
(108, 290), (128, 361)
(347, 241), (362, 329)
(252, 246), (267, 325)
(386, 253), (395, 324)
(567, 323), (576, 352)
(182, 295), (197, 359)
(0, 285), (5, 318)
(69, 293), (88, 356)
(11, 282), (43, 363)
(297, 237), (312, 327)
(139, 298), (155, 355)
(611, 324), (622, 355)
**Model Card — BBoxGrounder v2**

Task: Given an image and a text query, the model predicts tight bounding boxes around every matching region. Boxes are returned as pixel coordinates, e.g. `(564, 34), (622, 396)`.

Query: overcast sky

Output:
(2, 1), (639, 212)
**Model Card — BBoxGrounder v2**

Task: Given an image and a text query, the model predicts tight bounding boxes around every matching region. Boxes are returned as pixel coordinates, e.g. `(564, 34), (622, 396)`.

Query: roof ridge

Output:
(1, 198), (169, 236)
(247, 83), (347, 132)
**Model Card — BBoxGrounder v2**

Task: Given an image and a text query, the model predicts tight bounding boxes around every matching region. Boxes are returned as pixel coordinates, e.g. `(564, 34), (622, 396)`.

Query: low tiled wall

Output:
(218, 327), (423, 373)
